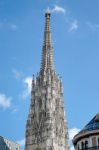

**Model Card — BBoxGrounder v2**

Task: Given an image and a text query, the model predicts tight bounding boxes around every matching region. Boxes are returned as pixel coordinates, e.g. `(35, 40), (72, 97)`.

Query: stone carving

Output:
(25, 11), (69, 150)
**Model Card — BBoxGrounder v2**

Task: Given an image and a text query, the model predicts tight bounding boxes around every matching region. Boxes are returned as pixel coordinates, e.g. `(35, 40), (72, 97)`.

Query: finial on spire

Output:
(46, 7), (51, 13)
(45, 8), (51, 18)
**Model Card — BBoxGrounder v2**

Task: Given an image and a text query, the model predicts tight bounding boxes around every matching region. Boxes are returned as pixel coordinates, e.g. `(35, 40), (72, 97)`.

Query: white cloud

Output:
(12, 69), (23, 79)
(0, 20), (18, 30)
(69, 128), (80, 140)
(9, 23), (18, 30)
(69, 128), (80, 150)
(17, 138), (25, 147)
(69, 20), (79, 32)
(52, 5), (66, 14)
(70, 145), (75, 150)
(86, 22), (99, 32)
(12, 108), (19, 113)
(47, 5), (66, 14)
(0, 22), (3, 28)
(22, 76), (32, 99)
(0, 93), (11, 109)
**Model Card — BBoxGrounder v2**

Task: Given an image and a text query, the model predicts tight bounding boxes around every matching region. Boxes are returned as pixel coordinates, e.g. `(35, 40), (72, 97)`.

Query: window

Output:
(92, 137), (96, 147)
(81, 141), (84, 150)
(38, 99), (42, 109)
(78, 144), (80, 150)
(85, 140), (88, 149)
(98, 137), (99, 146)
(35, 147), (41, 150)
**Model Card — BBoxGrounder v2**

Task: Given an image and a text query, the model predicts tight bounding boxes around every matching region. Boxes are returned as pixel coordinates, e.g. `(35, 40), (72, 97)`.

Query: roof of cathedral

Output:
(79, 113), (99, 134)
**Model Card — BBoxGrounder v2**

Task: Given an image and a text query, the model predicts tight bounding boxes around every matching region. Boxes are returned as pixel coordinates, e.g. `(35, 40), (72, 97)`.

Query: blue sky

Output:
(0, 0), (99, 149)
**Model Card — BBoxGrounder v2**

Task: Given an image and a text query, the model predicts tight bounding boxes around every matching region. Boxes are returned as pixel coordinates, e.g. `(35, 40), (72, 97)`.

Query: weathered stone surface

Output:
(25, 11), (69, 150)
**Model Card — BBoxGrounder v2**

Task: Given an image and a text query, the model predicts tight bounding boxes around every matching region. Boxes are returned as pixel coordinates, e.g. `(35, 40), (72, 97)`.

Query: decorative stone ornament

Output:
(25, 12), (69, 150)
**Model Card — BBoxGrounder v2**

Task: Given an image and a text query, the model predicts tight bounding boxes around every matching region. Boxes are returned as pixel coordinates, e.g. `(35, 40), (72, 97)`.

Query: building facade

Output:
(0, 136), (20, 150)
(25, 12), (69, 150)
(73, 113), (99, 150)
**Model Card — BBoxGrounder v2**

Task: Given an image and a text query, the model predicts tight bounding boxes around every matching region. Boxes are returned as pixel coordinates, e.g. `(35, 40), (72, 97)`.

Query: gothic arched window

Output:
(38, 98), (42, 109)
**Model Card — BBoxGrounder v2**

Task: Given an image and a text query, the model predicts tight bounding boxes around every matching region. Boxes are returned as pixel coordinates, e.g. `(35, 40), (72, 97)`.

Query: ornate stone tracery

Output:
(25, 11), (69, 150)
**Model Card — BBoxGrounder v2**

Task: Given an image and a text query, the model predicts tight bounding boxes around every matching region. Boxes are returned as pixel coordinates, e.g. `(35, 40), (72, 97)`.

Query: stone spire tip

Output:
(45, 7), (51, 17)
(40, 9), (54, 73)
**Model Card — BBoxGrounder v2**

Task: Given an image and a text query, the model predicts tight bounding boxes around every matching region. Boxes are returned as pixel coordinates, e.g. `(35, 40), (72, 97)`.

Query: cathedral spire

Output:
(40, 11), (54, 72)
(25, 12), (69, 150)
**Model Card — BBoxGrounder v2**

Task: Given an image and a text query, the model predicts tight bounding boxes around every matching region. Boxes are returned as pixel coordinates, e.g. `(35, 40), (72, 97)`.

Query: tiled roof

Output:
(79, 113), (99, 134)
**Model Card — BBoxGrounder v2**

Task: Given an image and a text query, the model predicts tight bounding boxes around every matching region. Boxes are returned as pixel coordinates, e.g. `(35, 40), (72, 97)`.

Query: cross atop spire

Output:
(40, 12), (54, 72)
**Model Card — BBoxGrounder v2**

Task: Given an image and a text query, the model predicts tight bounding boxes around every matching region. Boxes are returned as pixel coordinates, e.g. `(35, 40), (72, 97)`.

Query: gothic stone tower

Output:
(25, 12), (69, 150)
